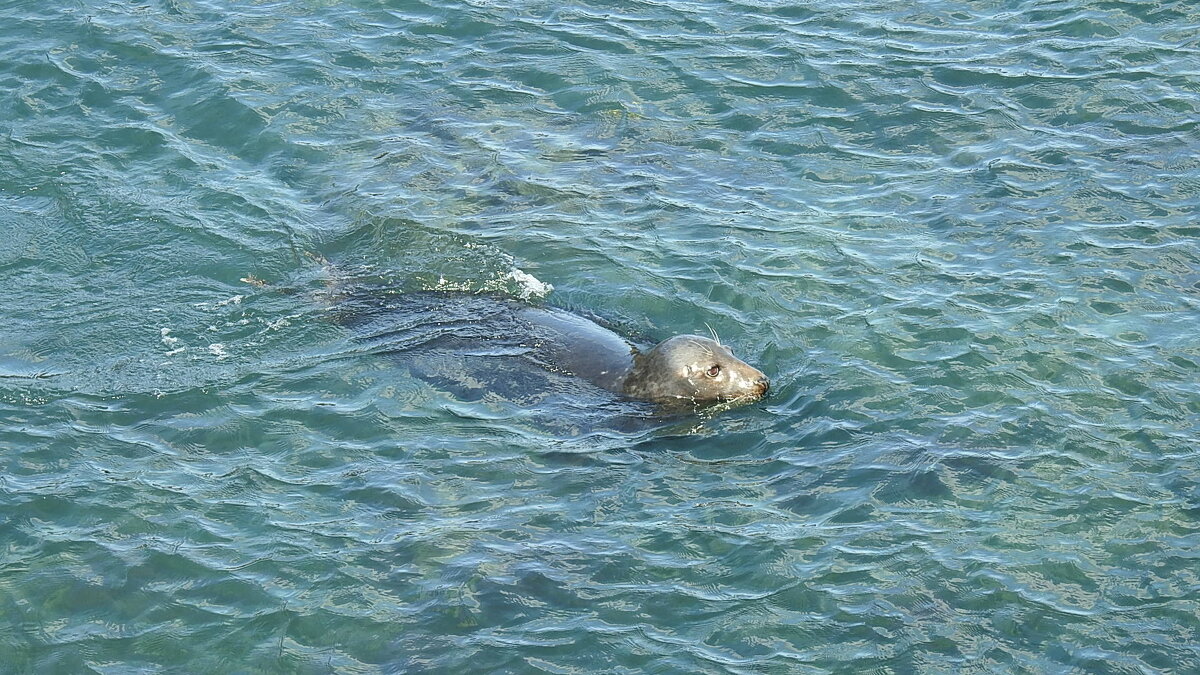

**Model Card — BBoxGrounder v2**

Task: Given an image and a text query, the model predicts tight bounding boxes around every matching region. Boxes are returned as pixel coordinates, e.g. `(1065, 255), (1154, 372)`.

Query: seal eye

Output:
(704, 365), (721, 378)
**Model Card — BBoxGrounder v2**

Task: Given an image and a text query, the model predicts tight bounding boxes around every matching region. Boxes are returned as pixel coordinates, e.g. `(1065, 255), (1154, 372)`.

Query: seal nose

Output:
(755, 376), (770, 397)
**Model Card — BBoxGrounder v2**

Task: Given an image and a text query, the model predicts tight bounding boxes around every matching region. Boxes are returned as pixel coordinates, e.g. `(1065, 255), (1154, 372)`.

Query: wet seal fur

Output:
(513, 304), (770, 406)
(340, 291), (769, 410)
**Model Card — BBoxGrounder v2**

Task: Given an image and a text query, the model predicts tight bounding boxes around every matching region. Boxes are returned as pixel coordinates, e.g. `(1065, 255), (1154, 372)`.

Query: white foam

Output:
(506, 268), (553, 300)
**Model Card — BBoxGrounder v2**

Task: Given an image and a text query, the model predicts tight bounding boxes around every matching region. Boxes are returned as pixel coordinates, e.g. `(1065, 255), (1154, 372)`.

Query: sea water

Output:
(1, 0), (1198, 672)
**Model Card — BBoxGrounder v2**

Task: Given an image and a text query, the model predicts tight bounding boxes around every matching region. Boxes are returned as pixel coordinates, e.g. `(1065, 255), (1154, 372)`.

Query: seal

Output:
(510, 304), (770, 405)
(341, 291), (770, 409)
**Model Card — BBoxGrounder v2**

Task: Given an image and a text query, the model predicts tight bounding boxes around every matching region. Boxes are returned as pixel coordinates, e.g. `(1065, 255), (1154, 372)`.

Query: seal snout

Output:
(754, 375), (770, 398)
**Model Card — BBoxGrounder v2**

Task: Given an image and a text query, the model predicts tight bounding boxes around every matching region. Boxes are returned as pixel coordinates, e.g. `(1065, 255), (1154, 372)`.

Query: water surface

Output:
(1, 0), (1198, 672)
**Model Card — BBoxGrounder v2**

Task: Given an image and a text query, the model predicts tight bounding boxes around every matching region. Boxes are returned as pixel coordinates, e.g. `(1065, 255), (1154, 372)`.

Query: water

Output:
(2, 0), (1198, 671)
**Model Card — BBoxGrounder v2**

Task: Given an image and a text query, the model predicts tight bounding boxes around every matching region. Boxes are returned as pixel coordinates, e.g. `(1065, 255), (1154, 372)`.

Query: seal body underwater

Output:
(338, 290), (769, 410)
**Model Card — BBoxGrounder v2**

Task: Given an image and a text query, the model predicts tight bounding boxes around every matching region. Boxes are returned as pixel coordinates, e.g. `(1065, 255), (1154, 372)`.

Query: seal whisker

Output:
(685, 338), (715, 358)
(703, 322), (722, 346)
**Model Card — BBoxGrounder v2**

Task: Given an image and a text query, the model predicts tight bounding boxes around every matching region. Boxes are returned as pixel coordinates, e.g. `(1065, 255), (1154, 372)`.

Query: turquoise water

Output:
(2, 0), (1199, 671)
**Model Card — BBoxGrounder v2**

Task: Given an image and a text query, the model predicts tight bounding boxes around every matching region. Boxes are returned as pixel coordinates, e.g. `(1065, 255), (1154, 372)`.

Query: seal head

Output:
(622, 335), (769, 405)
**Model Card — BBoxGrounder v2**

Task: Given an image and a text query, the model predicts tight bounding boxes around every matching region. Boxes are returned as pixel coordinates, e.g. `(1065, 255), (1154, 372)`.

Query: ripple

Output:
(2, 0), (1200, 671)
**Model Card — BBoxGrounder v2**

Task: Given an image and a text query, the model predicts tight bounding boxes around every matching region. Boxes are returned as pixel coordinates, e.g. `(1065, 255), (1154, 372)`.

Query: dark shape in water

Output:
(336, 291), (769, 414)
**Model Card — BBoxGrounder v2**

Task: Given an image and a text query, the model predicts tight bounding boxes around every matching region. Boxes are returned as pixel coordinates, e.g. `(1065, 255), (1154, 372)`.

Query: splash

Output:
(506, 268), (553, 299)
